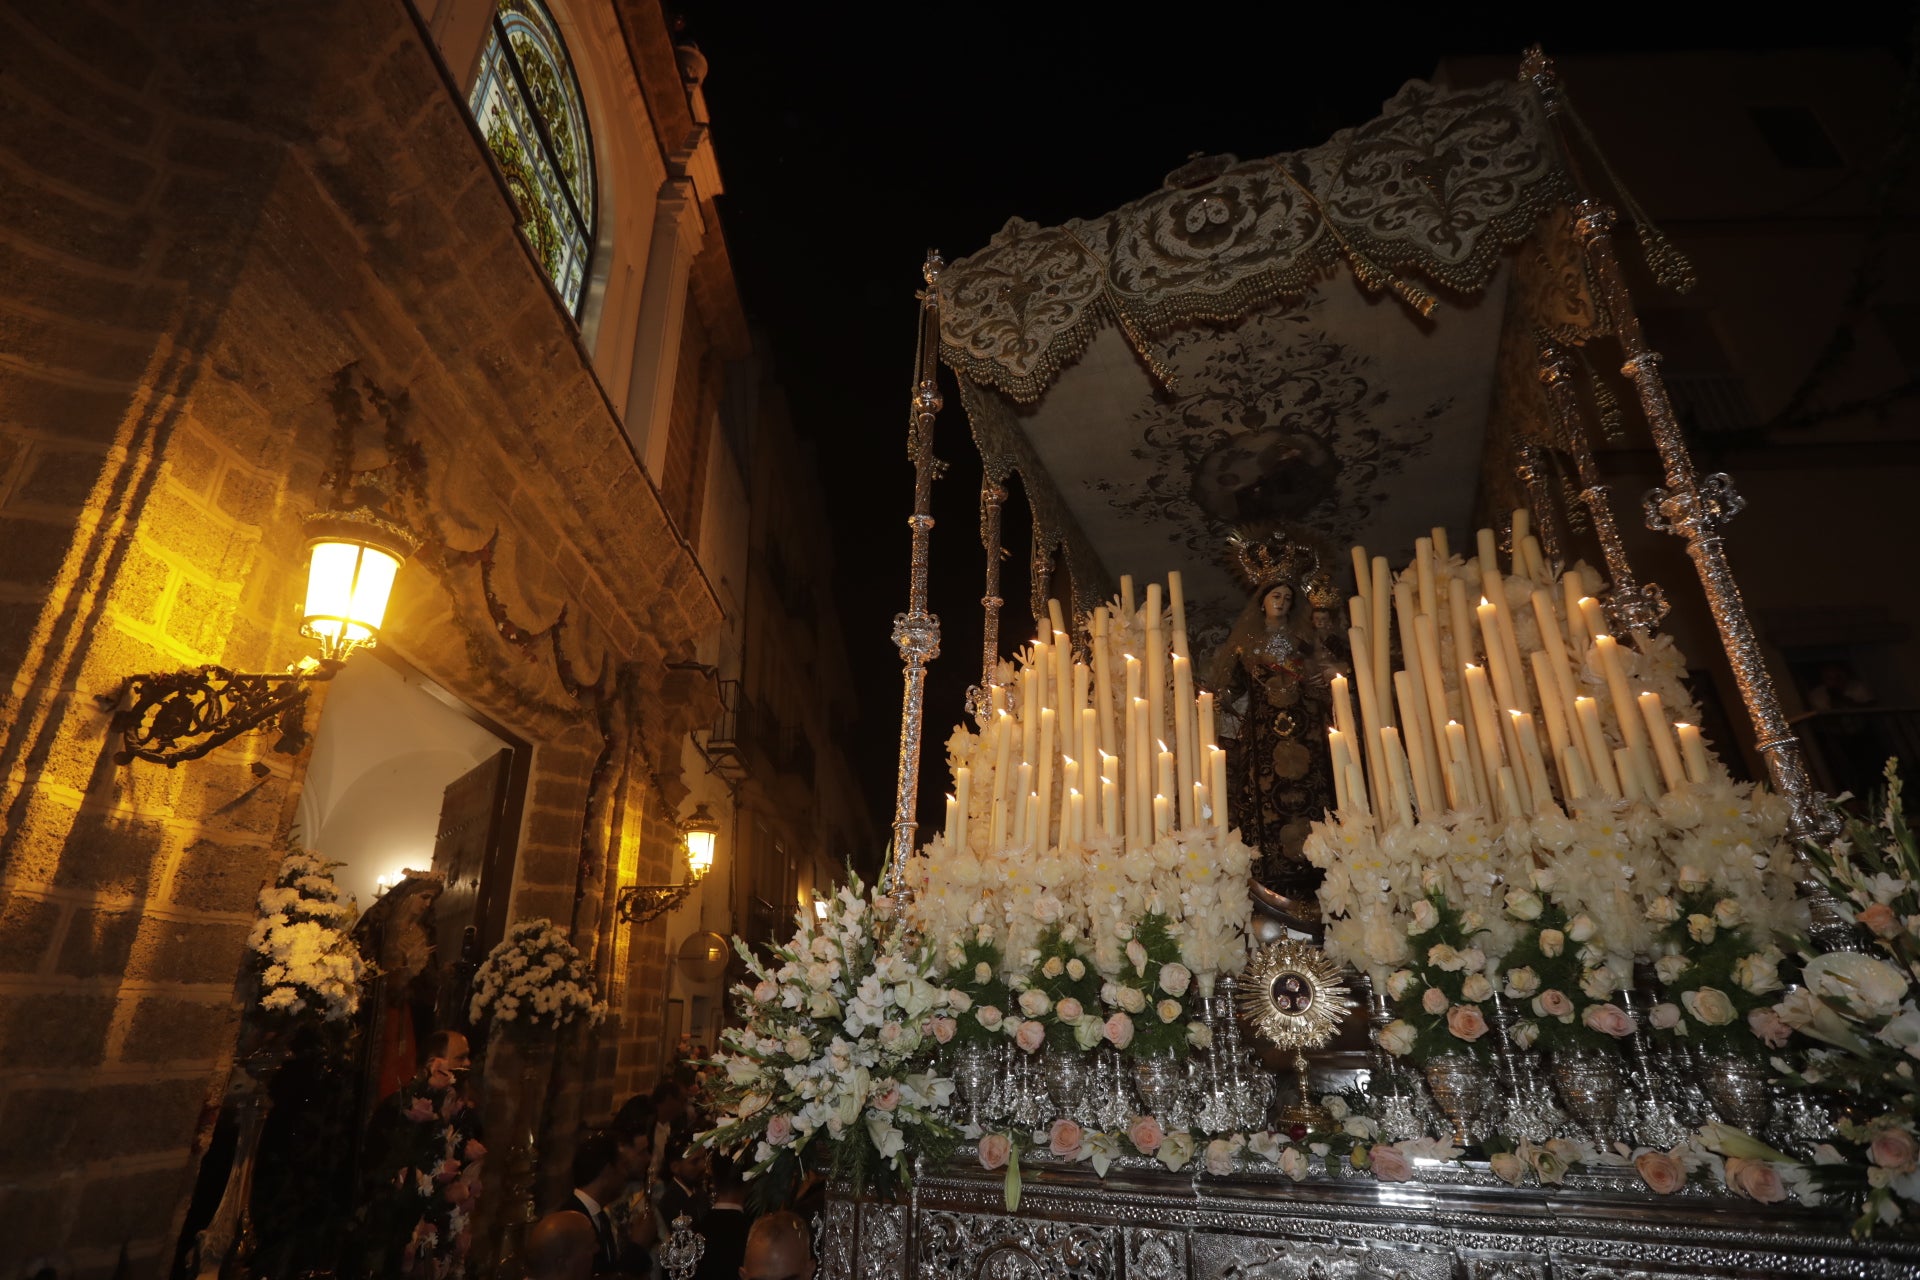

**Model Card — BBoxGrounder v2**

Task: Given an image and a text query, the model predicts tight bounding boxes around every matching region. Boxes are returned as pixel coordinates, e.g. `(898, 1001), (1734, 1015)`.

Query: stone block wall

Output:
(0, 0), (726, 1270)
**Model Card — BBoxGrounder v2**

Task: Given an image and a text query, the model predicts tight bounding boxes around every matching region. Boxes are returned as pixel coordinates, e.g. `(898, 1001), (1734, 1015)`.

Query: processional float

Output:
(707, 51), (1920, 1279)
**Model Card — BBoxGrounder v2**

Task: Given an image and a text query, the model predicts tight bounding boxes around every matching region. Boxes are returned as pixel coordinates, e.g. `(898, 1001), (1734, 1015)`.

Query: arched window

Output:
(469, 0), (597, 316)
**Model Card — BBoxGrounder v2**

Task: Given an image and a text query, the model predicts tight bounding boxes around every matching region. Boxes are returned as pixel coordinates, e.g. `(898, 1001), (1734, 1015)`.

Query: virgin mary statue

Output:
(1207, 527), (1348, 899)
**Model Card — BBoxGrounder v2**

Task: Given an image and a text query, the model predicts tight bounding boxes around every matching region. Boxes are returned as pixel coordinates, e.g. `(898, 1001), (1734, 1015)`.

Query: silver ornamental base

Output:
(953, 1043), (995, 1128)
(1420, 1053), (1488, 1147)
(1552, 1048), (1623, 1142)
(1700, 1050), (1773, 1134)
(1042, 1048), (1089, 1120)
(1132, 1054), (1182, 1121)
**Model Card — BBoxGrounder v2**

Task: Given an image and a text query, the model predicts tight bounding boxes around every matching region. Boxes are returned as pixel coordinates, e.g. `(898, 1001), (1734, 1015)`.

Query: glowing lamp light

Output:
(812, 899), (830, 922)
(299, 510), (420, 662)
(682, 801), (719, 882)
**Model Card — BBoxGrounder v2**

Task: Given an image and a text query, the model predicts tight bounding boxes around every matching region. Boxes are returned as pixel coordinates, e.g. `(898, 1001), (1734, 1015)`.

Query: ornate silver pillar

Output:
(887, 252), (947, 893)
(972, 478), (1009, 717)
(1512, 439), (1565, 566)
(1524, 51), (1832, 839)
(1538, 342), (1667, 633)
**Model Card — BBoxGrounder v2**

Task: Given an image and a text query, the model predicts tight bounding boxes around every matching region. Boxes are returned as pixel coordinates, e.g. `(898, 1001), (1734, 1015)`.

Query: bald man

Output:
(740, 1211), (814, 1280)
(524, 1210), (597, 1280)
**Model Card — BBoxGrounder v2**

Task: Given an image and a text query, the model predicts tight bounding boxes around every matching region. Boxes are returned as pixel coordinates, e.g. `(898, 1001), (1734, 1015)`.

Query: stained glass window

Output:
(469, 0), (597, 315)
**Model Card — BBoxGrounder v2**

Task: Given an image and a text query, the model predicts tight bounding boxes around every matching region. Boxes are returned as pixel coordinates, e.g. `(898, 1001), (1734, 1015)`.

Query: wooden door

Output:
(430, 748), (515, 1025)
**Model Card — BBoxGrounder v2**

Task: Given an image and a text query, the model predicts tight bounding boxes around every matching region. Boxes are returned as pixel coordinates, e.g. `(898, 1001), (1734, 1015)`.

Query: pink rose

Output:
(931, 1016), (957, 1044)
(1533, 989), (1574, 1019)
(1128, 1115), (1164, 1155)
(1421, 987), (1449, 1016)
(1860, 902), (1901, 939)
(1747, 1005), (1792, 1049)
(1445, 1005), (1489, 1042)
(404, 1096), (435, 1123)
(1725, 1156), (1788, 1203)
(1369, 1144), (1412, 1182)
(1104, 1012), (1136, 1049)
(1871, 1127), (1919, 1172)
(978, 1133), (1012, 1170)
(875, 1086), (902, 1112)
(1634, 1150), (1687, 1194)
(1581, 1003), (1635, 1038)
(1055, 997), (1084, 1022)
(1015, 1020), (1046, 1054)
(766, 1114), (795, 1147)
(1048, 1118), (1084, 1158)
(435, 1158), (463, 1184)
(464, 1139), (487, 1162)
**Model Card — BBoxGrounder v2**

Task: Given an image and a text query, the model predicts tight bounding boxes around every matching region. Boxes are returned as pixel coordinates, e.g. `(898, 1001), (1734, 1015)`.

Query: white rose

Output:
(1117, 986), (1148, 1014)
(1509, 1020), (1540, 1050)
(1733, 952), (1783, 996)
(1158, 963), (1193, 996)
(947, 989), (973, 1013)
(1506, 889), (1544, 921)
(1376, 1020), (1418, 1055)
(1018, 989), (1051, 1018)
(1043, 956), (1065, 979)
(1409, 901), (1440, 935)
(975, 961), (993, 983)
(1503, 966), (1541, 998)
(1462, 973), (1494, 1003)
(1156, 998), (1182, 1024)
(1427, 944), (1465, 972)
(1566, 914), (1598, 943)
(1646, 896), (1681, 925)
(1385, 969), (1416, 1000)
(1538, 930), (1565, 958)
(1713, 898), (1745, 929)
(1066, 958), (1086, 980)
(1654, 954), (1690, 985)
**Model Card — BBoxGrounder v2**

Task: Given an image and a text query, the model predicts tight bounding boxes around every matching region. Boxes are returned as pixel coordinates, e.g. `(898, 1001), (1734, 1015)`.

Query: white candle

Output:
(990, 710), (1012, 848)
(1483, 564), (1534, 720)
(1394, 670), (1438, 819)
(1120, 574), (1135, 622)
(1209, 745), (1229, 834)
(1156, 742), (1176, 828)
(1676, 723), (1712, 785)
(1330, 673), (1359, 742)
(1130, 697), (1151, 848)
(1446, 577), (1478, 721)
(1370, 556), (1394, 728)
(1101, 752), (1120, 835)
(1463, 664), (1509, 801)
(1477, 527), (1501, 585)
(1080, 707), (1099, 831)
(1444, 720), (1476, 810)
(1036, 708), (1056, 850)
(1509, 711), (1554, 815)
(1614, 747), (1645, 804)
(1092, 608), (1117, 759)
(1351, 545), (1372, 610)
(1431, 525), (1450, 561)
(1578, 597), (1609, 651)
(1594, 634), (1659, 799)
(1153, 792), (1172, 837)
(1529, 649), (1576, 800)
(1330, 729), (1354, 813)
(1563, 573), (1590, 655)
(1415, 536), (1438, 619)
(1168, 571), (1191, 656)
(1413, 616), (1453, 770)
(1145, 584), (1167, 768)
(1347, 761), (1373, 821)
(1192, 780), (1208, 832)
(1476, 596), (1523, 716)
(944, 793), (957, 845)
(1561, 744), (1592, 804)
(1496, 766), (1523, 823)
(1173, 653), (1198, 827)
(1068, 789), (1084, 848)
(1529, 588), (1588, 776)
(1522, 535), (1547, 584)
(1348, 625), (1391, 814)
(1573, 696), (1622, 798)
(1197, 690), (1217, 756)
(1380, 727), (1415, 828)
(1059, 756), (1075, 847)
(954, 766), (972, 850)
(1638, 691), (1687, 794)
(1013, 762), (1033, 847)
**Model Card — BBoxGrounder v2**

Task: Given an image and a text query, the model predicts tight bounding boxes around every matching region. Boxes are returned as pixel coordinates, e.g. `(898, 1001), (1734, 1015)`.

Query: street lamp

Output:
(99, 503), (420, 767)
(618, 802), (720, 926)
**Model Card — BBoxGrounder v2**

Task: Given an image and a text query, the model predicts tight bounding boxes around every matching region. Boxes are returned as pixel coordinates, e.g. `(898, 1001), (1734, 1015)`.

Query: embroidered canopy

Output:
(937, 76), (1600, 643)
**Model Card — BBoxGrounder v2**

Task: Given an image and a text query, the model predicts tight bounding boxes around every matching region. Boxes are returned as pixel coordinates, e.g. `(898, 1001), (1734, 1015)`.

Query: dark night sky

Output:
(674, 4), (1911, 832)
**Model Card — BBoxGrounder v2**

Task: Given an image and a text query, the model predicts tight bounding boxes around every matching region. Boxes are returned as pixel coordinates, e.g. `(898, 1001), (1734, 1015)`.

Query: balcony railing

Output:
(1791, 707), (1920, 804)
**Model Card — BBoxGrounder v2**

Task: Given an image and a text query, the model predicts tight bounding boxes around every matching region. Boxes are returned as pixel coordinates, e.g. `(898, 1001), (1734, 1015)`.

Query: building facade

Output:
(0, 0), (870, 1270)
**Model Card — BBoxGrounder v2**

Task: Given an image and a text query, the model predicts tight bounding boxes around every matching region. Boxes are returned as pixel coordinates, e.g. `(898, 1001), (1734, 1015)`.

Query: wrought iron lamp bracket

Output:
(96, 661), (341, 768)
(616, 882), (696, 927)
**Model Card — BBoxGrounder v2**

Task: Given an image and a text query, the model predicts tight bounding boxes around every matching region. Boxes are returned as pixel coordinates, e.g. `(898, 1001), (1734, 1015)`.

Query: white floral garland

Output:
(248, 848), (365, 1023)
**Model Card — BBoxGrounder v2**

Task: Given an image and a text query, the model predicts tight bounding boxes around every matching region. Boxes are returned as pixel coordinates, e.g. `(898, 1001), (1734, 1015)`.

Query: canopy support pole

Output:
(886, 252), (946, 897)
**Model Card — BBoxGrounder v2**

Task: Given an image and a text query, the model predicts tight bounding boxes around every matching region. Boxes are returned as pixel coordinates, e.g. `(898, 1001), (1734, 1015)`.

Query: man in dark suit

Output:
(559, 1130), (653, 1275)
(655, 1140), (710, 1232)
(691, 1154), (749, 1280)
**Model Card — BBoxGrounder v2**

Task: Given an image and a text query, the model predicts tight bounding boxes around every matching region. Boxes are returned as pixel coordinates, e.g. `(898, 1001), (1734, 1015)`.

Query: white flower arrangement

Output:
(247, 847), (365, 1023)
(699, 874), (958, 1193)
(468, 919), (605, 1034)
(1303, 777), (1801, 985)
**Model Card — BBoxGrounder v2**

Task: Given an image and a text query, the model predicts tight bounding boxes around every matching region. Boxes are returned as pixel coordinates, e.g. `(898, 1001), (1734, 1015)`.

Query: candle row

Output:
(940, 572), (1231, 856)
(1332, 512), (1719, 830)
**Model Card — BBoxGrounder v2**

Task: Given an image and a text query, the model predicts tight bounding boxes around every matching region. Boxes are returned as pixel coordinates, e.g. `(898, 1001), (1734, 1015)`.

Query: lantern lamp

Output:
(299, 509), (419, 662)
(682, 802), (719, 882)
(619, 801), (723, 926)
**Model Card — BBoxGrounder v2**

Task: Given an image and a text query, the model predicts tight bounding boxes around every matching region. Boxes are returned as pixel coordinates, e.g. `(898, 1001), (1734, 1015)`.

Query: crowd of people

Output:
(361, 1034), (811, 1280)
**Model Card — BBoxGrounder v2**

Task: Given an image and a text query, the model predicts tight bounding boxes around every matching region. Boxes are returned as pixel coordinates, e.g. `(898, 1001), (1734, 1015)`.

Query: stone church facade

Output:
(0, 0), (873, 1269)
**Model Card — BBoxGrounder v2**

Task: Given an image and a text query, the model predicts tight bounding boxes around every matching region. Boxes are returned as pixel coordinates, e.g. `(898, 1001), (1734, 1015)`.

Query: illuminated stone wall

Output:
(0, 0), (725, 1270)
